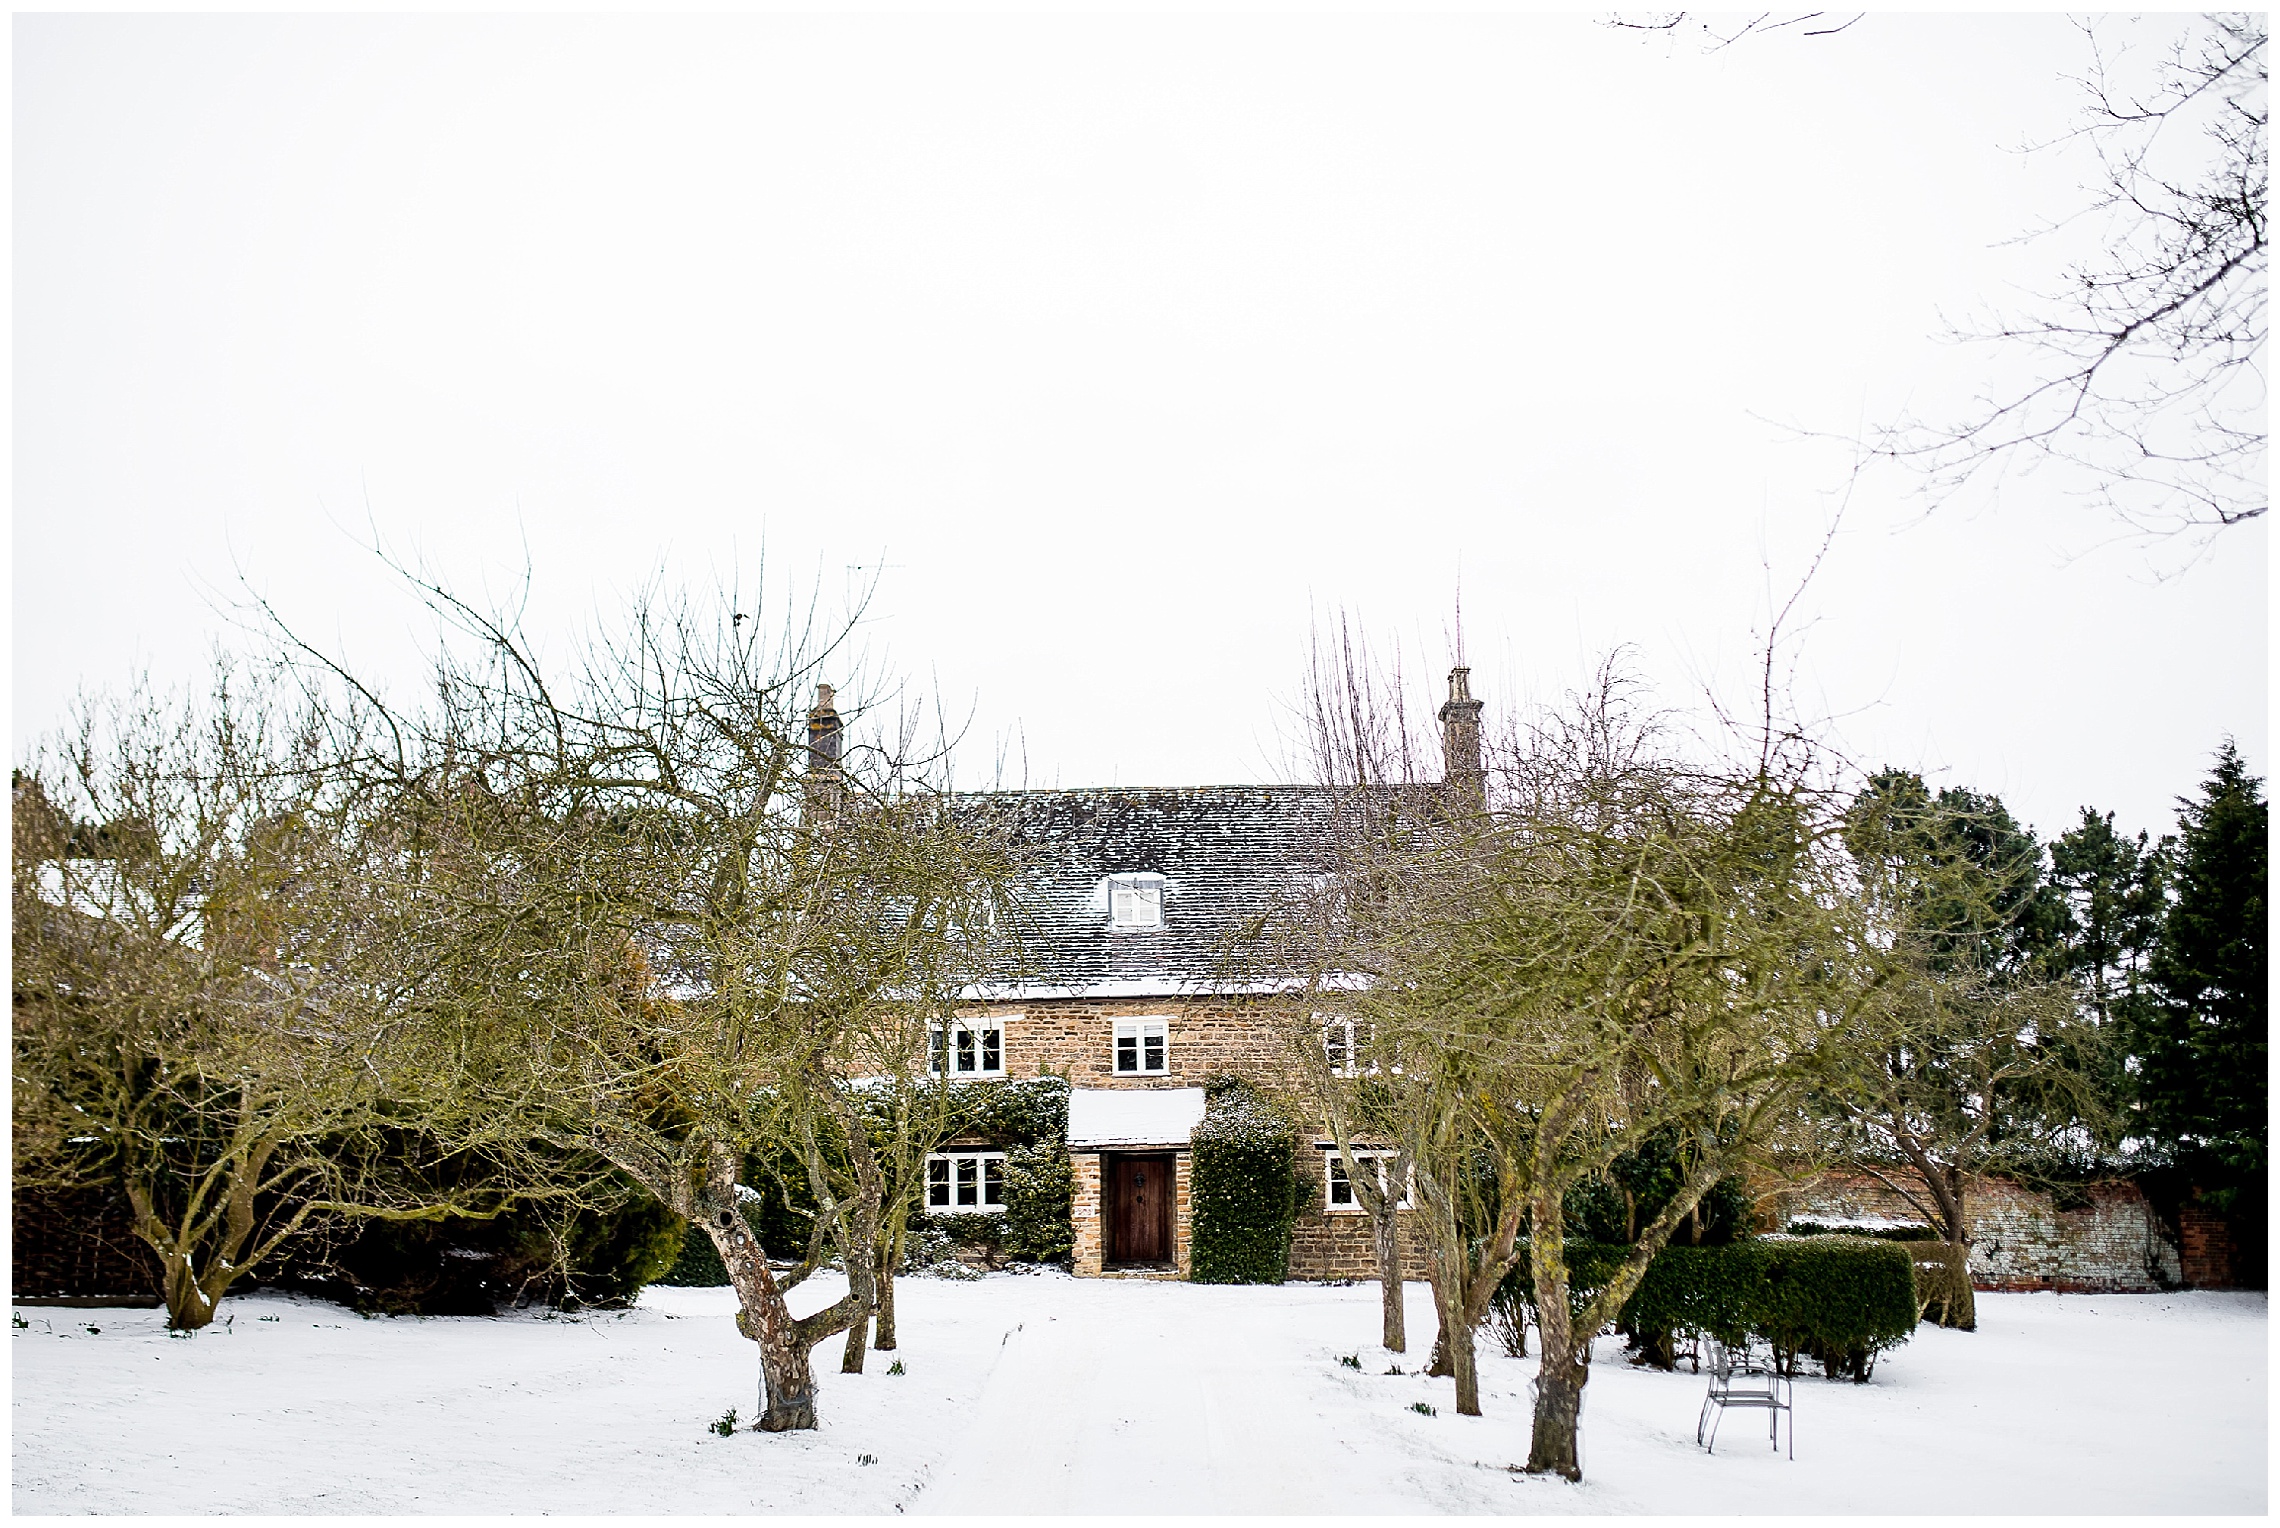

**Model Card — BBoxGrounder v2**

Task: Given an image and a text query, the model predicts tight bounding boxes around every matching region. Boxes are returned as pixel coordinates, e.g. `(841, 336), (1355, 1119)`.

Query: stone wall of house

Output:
(1772, 1171), (2182, 1292)
(12, 1185), (161, 1301)
(971, 996), (1303, 1090)
(1287, 1147), (1431, 1283)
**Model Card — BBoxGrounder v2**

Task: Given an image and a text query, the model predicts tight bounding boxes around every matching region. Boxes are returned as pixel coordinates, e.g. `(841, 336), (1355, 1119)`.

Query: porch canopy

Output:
(1067, 1087), (1206, 1150)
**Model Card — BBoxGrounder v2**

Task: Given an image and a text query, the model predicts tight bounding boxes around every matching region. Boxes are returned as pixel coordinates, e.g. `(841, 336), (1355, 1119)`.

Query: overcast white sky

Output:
(13, 13), (2267, 845)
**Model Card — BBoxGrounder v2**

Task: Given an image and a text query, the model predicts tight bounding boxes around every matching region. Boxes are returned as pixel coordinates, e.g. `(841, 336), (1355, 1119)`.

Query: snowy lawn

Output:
(12, 1275), (2265, 1514)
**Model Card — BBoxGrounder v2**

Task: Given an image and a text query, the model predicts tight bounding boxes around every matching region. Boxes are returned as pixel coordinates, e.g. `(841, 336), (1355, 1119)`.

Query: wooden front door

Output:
(1106, 1152), (1174, 1266)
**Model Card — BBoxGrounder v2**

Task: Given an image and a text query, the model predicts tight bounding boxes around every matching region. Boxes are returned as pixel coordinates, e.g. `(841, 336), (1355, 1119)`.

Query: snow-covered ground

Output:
(11, 1276), (2265, 1514)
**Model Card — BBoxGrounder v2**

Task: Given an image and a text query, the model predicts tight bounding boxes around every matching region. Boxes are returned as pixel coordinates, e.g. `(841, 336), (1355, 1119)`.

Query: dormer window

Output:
(1107, 874), (1165, 930)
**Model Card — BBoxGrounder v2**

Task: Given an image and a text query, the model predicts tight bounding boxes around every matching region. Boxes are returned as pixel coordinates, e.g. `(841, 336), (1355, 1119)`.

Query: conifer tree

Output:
(2135, 743), (2267, 1218)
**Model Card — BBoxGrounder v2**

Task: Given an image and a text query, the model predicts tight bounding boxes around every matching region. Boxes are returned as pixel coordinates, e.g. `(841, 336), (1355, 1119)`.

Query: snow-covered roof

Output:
(1066, 1087), (1206, 1149)
(956, 785), (1365, 996)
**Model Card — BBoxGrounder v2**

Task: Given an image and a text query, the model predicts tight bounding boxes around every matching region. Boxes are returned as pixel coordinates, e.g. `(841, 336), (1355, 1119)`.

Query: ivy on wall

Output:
(1189, 1078), (1298, 1284)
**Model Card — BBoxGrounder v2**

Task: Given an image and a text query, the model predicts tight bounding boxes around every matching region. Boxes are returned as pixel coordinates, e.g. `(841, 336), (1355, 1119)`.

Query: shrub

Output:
(1002, 1142), (1075, 1265)
(1564, 1127), (1756, 1247)
(1624, 1237), (1919, 1380)
(1495, 1236), (1920, 1383)
(321, 1195), (684, 1314)
(1188, 1080), (1297, 1284)
(1746, 1237), (1919, 1378)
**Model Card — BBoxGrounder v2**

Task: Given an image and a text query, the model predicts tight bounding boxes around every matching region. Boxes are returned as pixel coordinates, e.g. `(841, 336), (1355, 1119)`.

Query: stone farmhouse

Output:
(829, 668), (1488, 1281)
(824, 670), (2218, 1294)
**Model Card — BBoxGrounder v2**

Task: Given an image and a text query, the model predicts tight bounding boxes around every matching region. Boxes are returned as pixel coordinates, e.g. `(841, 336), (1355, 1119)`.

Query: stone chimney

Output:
(804, 683), (844, 819)
(1439, 666), (1484, 813)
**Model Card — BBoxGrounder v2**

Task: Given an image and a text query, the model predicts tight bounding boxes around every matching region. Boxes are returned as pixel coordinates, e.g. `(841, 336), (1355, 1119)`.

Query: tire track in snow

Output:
(913, 1283), (1485, 1515)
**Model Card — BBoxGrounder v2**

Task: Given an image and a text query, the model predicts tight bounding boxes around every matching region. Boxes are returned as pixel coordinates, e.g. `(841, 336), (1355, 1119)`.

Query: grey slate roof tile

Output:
(963, 785), (1345, 996)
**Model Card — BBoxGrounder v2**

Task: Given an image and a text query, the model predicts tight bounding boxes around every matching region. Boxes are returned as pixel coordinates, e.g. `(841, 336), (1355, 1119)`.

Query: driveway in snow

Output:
(11, 1275), (2265, 1514)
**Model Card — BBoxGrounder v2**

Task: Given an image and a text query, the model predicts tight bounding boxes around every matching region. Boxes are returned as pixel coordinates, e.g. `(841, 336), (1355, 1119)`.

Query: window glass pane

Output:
(1144, 1033), (1164, 1071)
(1326, 1025), (1347, 1071)
(955, 1027), (976, 1072)
(928, 1158), (950, 1207)
(929, 1028), (947, 1075)
(957, 1157), (978, 1206)
(981, 1025), (1000, 1072)
(983, 1158), (1005, 1206)
(1116, 1034), (1136, 1072)
(1328, 1157), (1353, 1205)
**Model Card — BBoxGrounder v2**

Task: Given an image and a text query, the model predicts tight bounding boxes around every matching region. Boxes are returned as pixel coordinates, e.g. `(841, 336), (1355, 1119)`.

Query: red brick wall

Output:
(2178, 1198), (2241, 1288)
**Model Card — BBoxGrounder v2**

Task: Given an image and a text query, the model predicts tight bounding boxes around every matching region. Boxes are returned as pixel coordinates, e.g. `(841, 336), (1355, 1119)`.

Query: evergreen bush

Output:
(1002, 1142), (1075, 1265)
(320, 1195), (685, 1313)
(1624, 1236), (1919, 1380)
(1188, 1080), (1297, 1284)
(1494, 1235), (1920, 1382)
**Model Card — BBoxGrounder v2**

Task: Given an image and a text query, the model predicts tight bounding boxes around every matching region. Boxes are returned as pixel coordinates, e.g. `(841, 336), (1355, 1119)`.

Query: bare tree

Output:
(295, 567), (1020, 1431)
(1274, 616), (1448, 1356)
(1604, 11), (1864, 50)
(1877, 15), (2267, 544)
(1285, 655), (1877, 1479)
(11, 667), (549, 1331)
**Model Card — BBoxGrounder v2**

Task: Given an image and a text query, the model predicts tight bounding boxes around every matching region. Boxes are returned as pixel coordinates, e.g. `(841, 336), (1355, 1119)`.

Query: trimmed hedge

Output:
(1188, 1082), (1297, 1284)
(1627, 1237), (1918, 1378)
(1496, 1235), (1920, 1381)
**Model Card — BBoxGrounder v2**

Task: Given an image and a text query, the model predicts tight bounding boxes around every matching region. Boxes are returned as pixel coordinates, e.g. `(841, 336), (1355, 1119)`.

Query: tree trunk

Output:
(873, 1260), (899, 1351)
(160, 1256), (219, 1331)
(1430, 1277), (1470, 1395)
(1526, 1340), (1589, 1481)
(1449, 1313), (1482, 1415)
(1931, 1236), (1977, 1330)
(1372, 1198), (1406, 1353)
(1525, 1207), (1588, 1480)
(690, 1156), (822, 1431)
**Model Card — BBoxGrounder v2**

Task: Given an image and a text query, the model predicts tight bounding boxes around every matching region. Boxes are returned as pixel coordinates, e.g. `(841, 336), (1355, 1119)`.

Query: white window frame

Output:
(928, 1016), (1006, 1078)
(1112, 1016), (1170, 1075)
(924, 1150), (1008, 1213)
(1107, 873), (1166, 930)
(1323, 1148), (1411, 1212)
(1321, 1014), (1374, 1077)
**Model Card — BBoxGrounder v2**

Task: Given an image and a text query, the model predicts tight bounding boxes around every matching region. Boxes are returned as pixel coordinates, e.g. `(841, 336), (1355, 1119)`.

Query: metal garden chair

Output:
(1697, 1338), (1792, 1458)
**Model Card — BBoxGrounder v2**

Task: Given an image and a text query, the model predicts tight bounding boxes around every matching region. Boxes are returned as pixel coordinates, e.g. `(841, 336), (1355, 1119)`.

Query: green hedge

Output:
(1188, 1082), (1297, 1284)
(1496, 1235), (1919, 1381)
(1002, 1142), (1075, 1265)
(1627, 1237), (1919, 1379)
